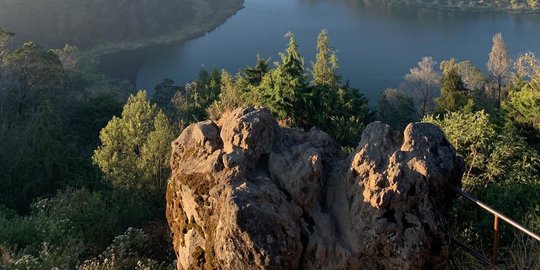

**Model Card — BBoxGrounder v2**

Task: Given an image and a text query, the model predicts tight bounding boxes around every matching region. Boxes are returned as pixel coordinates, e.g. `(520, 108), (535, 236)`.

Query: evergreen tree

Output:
(197, 66), (209, 85)
(207, 70), (250, 119)
(243, 55), (269, 86)
(258, 32), (307, 124)
(171, 67), (221, 126)
(436, 60), (469, 113)
(152, 78), (182, 118)
(311, 29), (339, 88)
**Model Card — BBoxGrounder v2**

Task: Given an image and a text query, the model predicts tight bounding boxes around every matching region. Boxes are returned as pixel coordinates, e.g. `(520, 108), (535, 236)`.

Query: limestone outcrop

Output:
(166, 107), (464, 270)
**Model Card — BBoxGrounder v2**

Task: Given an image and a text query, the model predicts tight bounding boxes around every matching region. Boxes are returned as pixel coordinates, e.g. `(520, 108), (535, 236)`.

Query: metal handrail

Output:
(448, 184), (540, 266)
(453, 187), (540, 242)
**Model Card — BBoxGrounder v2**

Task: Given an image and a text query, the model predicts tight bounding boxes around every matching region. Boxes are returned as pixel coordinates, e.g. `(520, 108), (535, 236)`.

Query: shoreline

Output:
(80, 0), (244, 73)
(376, 0), (539, 14)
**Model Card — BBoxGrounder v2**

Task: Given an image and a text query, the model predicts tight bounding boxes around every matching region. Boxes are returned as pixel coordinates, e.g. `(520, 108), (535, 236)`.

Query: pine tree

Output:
(258, 32), (307, 124)
(243, 55), (269, 86)
(436, 61), (469, 113)
(312, 29), (339, 88)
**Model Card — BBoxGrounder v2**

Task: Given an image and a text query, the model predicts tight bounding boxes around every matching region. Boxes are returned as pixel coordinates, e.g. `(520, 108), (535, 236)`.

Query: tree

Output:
(529, 0), (539, 10)
(329, 83), (373, 146)
(151, 78), (182, 118)
(503, 85), (540, 149)
(1, 42), (65, 117)
(424, 109), (540, 190)
(311, 29), (339, 88)
(0, 28), (14, 55)
(258, 32), (307, 124)
(243, 55), (269, 86)
(0, 101), (77, 211)
(436, 59), (469, 113)
(457, 60), (487, 92)
(424, 110), (495, 190)
(93, 91), (174, 195)
(513, 52), (540, 89)
(404, 56), (442, 117)
(378, 88), (417, 130)
(487, 33), (511, 108)
(138, 112), (175, 191)
(207, 70), (251, 119)
(51, 44), (79, 71)
(170, 67), (221, 127)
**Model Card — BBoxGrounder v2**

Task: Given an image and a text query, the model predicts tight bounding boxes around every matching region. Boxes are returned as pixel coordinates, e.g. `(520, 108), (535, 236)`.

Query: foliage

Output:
(243, 55), (270, 86)
(207, 70), (252, 119)
(435, 59), (469, 113)
(93, 91), (174, 196)
(503, 85), (540, 149)
(311, 29), (340, 88)
(0, 35), (173, 268)
(78, 227), (174, 270)
(424, 109), (540, 190)
(378, 88), (418, 130)
(257, 32), (308, 125)
(2, 27), (540, 269)
(169, 67), (221, 128)
(425, 108), (540, 268)
(151, 79), (182, 120)
(0, 188), (171, 269)
(0, 101), (81, 211)
(424, 110), (495, 189)
(0, 40), (125, 212)
(203, 30), (373, 147)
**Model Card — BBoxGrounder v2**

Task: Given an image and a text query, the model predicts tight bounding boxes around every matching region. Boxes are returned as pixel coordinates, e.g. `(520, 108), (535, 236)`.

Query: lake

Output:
(100, 0), (540, 103)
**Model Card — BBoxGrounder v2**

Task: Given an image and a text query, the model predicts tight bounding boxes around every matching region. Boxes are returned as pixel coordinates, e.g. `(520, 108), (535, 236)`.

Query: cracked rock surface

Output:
(166, 107), (464, 270)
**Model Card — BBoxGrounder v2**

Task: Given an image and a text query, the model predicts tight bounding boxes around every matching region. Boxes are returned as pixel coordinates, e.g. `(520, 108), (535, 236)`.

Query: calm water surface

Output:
(129, 0), (540, 102)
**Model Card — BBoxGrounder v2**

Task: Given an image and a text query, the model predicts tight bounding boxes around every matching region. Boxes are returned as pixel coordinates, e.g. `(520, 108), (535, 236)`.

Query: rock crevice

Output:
(166, 107), (464, 270)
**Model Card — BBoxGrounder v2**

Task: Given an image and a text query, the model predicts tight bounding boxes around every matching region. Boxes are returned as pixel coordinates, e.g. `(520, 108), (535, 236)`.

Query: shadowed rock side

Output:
(166, 107), (464, 270)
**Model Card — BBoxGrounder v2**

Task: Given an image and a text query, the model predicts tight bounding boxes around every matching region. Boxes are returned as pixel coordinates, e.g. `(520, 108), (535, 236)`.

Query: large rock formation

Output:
(166, 107), (464, 270)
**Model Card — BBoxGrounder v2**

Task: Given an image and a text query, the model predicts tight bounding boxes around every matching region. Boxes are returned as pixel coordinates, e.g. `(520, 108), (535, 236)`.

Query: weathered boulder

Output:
(166, 107), (464, 270)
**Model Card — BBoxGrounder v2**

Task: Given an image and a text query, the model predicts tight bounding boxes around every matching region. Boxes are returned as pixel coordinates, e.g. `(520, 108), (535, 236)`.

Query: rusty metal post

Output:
(492, 215), (500, 265)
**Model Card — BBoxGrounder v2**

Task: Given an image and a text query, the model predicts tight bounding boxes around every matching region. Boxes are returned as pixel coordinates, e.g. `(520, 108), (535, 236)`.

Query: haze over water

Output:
(132, 0), (540, 102)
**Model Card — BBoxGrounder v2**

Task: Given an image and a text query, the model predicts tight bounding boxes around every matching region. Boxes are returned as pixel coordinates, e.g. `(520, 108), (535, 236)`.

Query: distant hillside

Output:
(380, 0), (538, 12)
(0, 0), (243, 51)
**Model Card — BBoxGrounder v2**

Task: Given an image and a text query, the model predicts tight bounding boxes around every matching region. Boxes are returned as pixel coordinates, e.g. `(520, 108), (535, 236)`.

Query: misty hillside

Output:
(0, 0), (243, 49)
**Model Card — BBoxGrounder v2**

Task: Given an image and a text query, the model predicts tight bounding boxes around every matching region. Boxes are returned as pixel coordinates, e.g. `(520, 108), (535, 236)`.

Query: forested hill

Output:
(379, 0), (539, 12)
(0, 0), (243, 50)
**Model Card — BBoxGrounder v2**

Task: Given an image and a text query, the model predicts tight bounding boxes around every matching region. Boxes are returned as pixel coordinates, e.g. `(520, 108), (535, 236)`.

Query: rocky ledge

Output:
(166, 107), (464, 270)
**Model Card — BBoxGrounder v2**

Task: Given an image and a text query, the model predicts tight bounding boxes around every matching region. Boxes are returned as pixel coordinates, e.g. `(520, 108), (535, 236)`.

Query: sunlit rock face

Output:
(166, 107), (464, 270)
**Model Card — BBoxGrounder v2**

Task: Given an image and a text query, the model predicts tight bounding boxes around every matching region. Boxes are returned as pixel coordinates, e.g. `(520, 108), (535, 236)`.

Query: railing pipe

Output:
(492, 215), (500, 264)
(451, 186), (540, 242)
